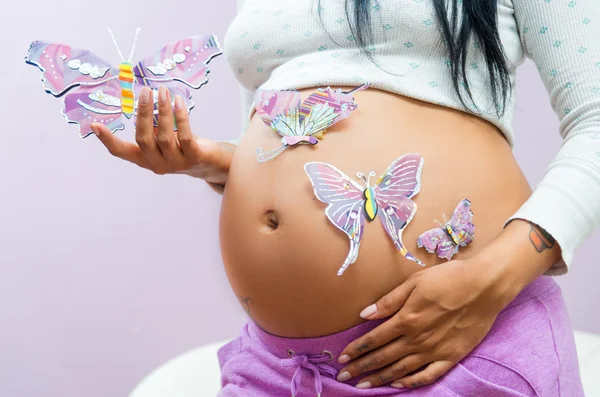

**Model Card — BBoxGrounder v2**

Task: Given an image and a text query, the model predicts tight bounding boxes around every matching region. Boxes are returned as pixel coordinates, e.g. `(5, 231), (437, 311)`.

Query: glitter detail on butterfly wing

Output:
(63, 81), (126, 137)
(25, 41), (119, 97)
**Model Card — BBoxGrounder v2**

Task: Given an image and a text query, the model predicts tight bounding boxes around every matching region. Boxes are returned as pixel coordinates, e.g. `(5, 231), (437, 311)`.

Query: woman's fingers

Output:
(92, 123), (147, 168)
(135, 86), (166, 173)
(391, 360), (454, 389)
(156, 86), (184, 165)
(174, 95), (201, 159)
(337, 337), (415, 381)
(95, 87), (215, 176)
(338, 280), (419, 364)
(338, 314), (408, 365)
(352, 354), (429, 389)
(359, 277), (417, 320)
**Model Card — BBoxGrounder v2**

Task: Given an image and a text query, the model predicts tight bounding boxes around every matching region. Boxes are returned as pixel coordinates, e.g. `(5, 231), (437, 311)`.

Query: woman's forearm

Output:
(473, 219), (562, 306)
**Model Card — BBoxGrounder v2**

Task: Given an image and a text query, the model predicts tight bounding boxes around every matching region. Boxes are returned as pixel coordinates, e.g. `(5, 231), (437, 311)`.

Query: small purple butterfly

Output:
(305, 153), (425, 276)
(25, 29), (222, 138)
(417, 199), (475, 260)
(255, 83), (369, 162)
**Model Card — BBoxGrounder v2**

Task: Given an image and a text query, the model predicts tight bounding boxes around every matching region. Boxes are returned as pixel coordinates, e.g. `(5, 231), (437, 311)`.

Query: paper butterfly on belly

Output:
(255, 83), (369, 162)
(25, 29), (222, 138)
(417, 198), (475, 260)
(305, 153), (425, 276)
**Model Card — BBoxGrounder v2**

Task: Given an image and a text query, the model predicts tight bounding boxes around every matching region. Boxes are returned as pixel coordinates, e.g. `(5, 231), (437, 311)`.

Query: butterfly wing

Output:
(131, 35), (221, 128)
(300, 84), (368, 137)
(304, 162), (366, 276)
(26, 41), (123, 136)
(133, 35), (222, 88)
(61, 80), (125, 137)
(417, 228), (458, 261)
(255, 90), (302, 134)
(377, 197), (424, 266)
(26, 41), (118, 96)
(374, 153), (424, 199)
(448, 199), (475, 246)
(373, 153), (425, 265)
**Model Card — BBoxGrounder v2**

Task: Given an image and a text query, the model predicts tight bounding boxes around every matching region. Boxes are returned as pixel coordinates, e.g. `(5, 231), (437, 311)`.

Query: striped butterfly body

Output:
(25, 30), (222, 137)
(118, 62), (135, 117)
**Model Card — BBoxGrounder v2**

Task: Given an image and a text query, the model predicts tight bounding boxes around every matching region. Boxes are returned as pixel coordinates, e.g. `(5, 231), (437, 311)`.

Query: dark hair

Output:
(318, 0), (511, 116)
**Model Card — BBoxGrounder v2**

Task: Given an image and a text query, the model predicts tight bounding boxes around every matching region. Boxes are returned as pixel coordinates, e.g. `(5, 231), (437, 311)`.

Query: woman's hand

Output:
(336, 258), (512, 389)
(336, 220), (560, 389)
(91, 85), (234, 187)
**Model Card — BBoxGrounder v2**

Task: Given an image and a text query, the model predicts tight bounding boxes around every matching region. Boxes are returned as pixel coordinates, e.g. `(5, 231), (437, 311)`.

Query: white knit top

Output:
(223, 0), (600, 275)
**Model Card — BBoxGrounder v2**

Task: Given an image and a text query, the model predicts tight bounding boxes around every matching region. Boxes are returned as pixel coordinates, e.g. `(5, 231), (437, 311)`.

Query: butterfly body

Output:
(118, 62), (135, 117)
(363, 187), (378, 222)
(255, 84), (369, 162)
(445, 224), (466, 245)
(282, 136), (319, 146)
(417, 199), (475, 260)
(26, 34), (222, 137)
(305, 153), (425, 276)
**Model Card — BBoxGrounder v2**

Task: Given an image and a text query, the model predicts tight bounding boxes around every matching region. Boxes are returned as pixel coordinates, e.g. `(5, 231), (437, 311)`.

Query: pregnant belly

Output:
(219, 88), (532, 338)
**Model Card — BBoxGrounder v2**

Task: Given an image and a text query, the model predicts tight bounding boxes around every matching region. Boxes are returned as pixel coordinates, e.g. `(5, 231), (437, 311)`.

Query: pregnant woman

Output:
(92, 0), (599, 395)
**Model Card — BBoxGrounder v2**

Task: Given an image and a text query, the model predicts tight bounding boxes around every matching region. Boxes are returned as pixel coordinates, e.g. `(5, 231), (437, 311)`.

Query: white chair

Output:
(130, 331), (600, 397)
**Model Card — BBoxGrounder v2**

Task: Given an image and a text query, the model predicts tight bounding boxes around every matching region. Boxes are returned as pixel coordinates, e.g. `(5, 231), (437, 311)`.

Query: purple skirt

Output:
(218, 276), (584, 396)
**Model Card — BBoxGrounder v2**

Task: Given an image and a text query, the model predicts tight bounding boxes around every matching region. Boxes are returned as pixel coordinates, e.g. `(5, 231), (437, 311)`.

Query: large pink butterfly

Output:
(305, 153), (425, 276)
(25, 32), (222, 138)
(417, 199), (475, 260)
(254, 84), (369, 162)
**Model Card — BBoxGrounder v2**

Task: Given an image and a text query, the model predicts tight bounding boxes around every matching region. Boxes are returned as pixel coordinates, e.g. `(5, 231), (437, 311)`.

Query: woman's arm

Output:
(508, 0), (600, 274)
(93, 86), (235, 189)
(335, 1), (600, 389)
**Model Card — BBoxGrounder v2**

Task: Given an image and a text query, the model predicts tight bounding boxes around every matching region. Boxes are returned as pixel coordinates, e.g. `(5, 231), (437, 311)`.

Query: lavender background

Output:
(1, 0), (599, 396)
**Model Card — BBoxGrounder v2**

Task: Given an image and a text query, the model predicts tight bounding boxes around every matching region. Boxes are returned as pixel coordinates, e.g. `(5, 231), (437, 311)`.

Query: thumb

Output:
(359, 278), (417, 319)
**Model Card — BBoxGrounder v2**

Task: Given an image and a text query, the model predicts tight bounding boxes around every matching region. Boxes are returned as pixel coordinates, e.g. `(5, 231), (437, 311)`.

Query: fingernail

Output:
(356, 381), (372, 389)
(391, 382), (405, 388)
(139, 88), (150, 105)
(338, 354), (351, 364)
(337, 371), (351, 382)
(174, 95), (183, 111)
(158, 86), (167, 104)
(360, 304), (377, 319)
(90, 124), (99, 136)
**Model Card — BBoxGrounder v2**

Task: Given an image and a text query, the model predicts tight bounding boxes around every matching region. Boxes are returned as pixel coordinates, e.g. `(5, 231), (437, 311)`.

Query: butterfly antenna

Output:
(107, 28), (126, 62)
(128, 28), (142, 62)
(356, 172), (366, 184)
(367, 171), (376, 187)
(342, 82), (370, 95)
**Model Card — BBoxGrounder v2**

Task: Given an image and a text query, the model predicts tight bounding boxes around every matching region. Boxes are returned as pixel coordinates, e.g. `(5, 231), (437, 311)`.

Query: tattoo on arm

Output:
(237, 296), (254, 316)
(528, 222), (556, 253)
